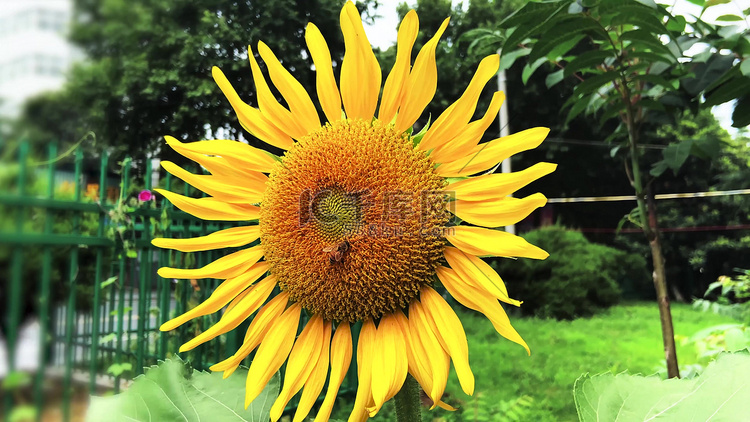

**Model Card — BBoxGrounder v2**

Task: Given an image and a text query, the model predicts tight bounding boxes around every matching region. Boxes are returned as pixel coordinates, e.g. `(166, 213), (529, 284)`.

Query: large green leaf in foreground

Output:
(87, 358), (279, 422)
(574, 351), (750, 421)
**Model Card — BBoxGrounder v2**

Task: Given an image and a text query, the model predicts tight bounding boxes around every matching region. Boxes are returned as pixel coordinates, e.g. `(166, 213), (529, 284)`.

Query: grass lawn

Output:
(342, 302), (736, 422)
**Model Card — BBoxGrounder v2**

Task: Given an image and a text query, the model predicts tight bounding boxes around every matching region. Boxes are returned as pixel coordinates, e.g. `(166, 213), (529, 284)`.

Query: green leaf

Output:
(2, 372), (32, 390)
(501, 2), (569, 55)
(631, 74), (679, 90)
(498, 48), (531, 72)
(573, 71), (622, 98)
(650, 160), (669, 176)
(100, 275), (118, 288)
(704, 0), (732, 8)
(500, 1), (569, 29)
(732, 95), (750, 127)
(704, 75), (750, 107)
(99, 333), (117, 343)
(620, 29), (676, 60)
(107, 362), (133, 377)
(529, 18), (607, 63)
(575, 351), (750, 421)
(522, 58), (548, 84)
(565, 94), (592, 123)
(546, 34), (586, 60)
(662, 139), (693, 173)
(608, 7), (670, 36)
(87, 357), (280, 422)
(691, 136), (721, 160)
(9, 406), (37, 422)
(564, 50), (617, 78)
(665, 15), (687, 32)
(626, 50), (676, 65)
(716, 14), (744, 21)
(545, 69), (565, 88)
(741, 60), (750, 76)
(681, 54), (736, 96)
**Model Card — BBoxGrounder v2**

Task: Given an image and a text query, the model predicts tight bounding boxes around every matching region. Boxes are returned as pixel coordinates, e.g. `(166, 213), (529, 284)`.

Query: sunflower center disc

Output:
(260, 119), (450, 322)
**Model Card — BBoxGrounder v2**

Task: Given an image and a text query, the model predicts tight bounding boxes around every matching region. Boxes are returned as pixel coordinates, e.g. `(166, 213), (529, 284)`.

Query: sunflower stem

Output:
(394, 374), (421, 422)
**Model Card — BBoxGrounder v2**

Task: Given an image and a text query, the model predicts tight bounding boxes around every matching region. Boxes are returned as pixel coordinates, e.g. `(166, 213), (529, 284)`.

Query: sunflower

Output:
(153, 2), (554, 421)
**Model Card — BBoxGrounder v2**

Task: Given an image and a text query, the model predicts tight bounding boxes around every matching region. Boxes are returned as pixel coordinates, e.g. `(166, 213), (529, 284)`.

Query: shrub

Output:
(490, 226), (645, 319)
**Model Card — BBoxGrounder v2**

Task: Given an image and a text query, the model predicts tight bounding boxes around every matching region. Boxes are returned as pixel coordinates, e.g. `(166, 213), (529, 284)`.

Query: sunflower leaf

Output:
(86, 357), (280, 422)
(574, 350), (750, 422)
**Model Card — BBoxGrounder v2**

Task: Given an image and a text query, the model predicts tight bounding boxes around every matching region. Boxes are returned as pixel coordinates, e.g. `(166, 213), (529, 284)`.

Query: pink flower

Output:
(138, 190), (153, 202)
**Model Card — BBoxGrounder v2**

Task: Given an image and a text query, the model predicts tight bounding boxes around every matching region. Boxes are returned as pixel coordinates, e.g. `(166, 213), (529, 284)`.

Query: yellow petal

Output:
(211, 67), (294, 150)
(305, 23), (342, 123)
(155, 189), (260, 221)
(392, 310), (430, 393)
(161, 161), (264, 203)
(378, 10), (418, 123)
(437, 266), (529, 353)
(179, 275), (276, 352)
(348, 319), (375, 422)
(245, 303), (302, 407)
(443, 246), (520, 306)
(418, 54), (500, 151)
(446, 225), (549, 259)
(164, 135), (265, 179)
(209, 292), (289, 377)
(151, 225), (260, 252)
(435, 127), (550, 177)
(436, 400), (457, 411)
(429, 91), (505, 164)
(270, 316), (326, 422)
(369, 313), (408, 414)
(257, 41), (320, 134)
(248, 45), (309, 139)
(409, 301), (449, 405)
(314, 322), (352, 422)
(395, 17), (450, 133)
(451, 193), (548, 228)
(159, 261), (269, 331)
(339, 2), (381, 120)
(420, 286), (475, 395)
(156, 245), (264, 280)
(293, 322), (332, 422)
(161, 138), (277, 172)
(446, 162), (557, 201)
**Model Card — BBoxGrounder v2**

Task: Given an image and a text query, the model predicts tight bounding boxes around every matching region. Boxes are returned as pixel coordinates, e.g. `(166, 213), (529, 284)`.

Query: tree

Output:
(477, 0), (750, 378)
(15, 0), (383, 165)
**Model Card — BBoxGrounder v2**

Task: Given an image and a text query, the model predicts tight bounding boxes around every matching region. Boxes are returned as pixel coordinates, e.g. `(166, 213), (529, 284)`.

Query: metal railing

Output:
(0, 141), (345, 421)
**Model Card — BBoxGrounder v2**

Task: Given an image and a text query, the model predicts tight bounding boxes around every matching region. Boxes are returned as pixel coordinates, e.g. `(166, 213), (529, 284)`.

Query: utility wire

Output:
(547, 189), (750, 204)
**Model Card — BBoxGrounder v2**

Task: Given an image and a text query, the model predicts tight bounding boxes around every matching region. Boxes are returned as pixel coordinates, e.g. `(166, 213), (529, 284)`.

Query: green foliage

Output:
(15, 0), (372, 162)
(492, 226), (644, 319)
(442, 393), (534, 422)
(689, 237), (750, 292)
(348, 303), (735, 422)
(87, 357), (279, 422)
(574, 351), (750, 421)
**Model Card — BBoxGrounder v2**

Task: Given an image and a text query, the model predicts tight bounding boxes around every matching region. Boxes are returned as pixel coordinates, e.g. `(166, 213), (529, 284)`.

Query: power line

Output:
(547, 189), (750, 204)
(579, 225), (750, 234)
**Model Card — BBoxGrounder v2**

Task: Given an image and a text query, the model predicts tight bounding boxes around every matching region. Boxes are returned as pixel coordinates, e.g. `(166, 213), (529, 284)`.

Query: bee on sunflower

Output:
(153, 2), (554, 421)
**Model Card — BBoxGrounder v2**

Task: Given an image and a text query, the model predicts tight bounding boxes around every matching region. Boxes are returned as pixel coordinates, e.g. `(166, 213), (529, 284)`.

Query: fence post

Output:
(34, 143), (57, 421)
(62, 147), (83, 422)
(89, 152), (110, 391)
(3, 141), (29, 420)
(136, 158), (152, 372)
(113, 158), (131, 392)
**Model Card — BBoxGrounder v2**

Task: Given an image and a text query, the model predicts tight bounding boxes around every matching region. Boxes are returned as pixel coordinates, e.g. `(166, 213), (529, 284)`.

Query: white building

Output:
(0, 0), (77, 121)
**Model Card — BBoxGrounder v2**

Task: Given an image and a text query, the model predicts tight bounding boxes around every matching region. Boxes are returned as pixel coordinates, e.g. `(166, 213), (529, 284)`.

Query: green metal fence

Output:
(0, 141), (354, 422)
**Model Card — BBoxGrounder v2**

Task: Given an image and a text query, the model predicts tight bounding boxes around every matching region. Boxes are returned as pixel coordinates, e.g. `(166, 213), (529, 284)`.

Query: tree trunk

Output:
(646, 188), (680, 378)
